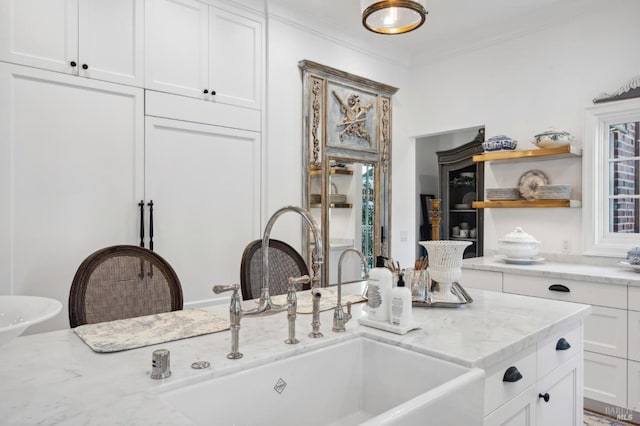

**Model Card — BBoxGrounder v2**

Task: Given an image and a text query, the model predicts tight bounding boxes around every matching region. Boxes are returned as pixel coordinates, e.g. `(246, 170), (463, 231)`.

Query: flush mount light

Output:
(361, 0), (427, 35)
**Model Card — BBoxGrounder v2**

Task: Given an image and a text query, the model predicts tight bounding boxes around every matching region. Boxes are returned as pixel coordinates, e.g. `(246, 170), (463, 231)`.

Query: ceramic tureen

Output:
(482, 135), (517, 152)
(532, 128), (574, 149)
(497, 227), (542, 259)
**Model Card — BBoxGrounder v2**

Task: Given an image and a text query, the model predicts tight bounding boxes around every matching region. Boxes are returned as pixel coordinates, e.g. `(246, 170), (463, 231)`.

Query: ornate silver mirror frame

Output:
(299, 60), (398, 284)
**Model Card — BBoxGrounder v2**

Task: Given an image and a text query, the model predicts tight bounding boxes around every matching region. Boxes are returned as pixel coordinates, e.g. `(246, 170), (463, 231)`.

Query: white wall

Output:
(264, 15), (412, 263)
(405, 1), (640, 258)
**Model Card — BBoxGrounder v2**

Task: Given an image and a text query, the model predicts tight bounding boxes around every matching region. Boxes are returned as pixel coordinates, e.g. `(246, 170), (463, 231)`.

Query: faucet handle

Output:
(288, 275), (310, 289)
(212, 283), (240, 294)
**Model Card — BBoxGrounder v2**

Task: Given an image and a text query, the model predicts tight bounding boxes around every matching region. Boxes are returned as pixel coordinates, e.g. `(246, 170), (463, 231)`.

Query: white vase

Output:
(419, 240), (471, 302)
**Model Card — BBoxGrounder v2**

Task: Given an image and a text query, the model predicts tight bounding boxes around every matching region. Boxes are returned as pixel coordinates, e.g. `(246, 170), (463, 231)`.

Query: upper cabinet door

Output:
(78, 0), (144, 86)
(145, 0), (209, 98)
(209, 6), (262, 110)
(0, 0), (79, 73)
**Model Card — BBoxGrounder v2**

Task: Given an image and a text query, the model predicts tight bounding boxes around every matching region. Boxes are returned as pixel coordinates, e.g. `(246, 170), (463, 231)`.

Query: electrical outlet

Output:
(561, 239), (571, 254)
(400, 231), (408, 242)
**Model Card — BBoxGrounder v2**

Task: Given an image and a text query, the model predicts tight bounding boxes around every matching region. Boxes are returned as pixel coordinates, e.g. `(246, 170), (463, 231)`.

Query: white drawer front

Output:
(537, 325), (582, 379)
(484, 348), (537, 416)
(483, 384), (537, 426)
(629, 310), (640, 362)
(584, 306), (627, 358)
(503, 273), (626, 309)
(630, 286), (640, 312)
(584, 351), (627, 408)
(629, 360), (640, 412)
(460, 269), (503, 292)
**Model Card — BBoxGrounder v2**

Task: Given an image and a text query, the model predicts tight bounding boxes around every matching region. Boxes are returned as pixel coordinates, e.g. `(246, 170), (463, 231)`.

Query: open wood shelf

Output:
(310, 202), (352, 208)
(309, 168), (353, 176)
(472, 145), (582, 163)
(473, 199), (581, 208)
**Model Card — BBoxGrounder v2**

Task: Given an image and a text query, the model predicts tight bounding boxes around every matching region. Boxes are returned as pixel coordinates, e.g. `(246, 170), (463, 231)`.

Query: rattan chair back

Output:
(240, 239), (310, 300)
(68, 245), (183, 327)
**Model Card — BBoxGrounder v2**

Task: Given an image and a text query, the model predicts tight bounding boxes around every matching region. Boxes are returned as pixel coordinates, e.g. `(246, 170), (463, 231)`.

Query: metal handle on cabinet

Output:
(70, 61), (77, 67)
(556, 337), (571, 351)
(548, 284), (570, 292)
(538, 392), (550, 402)
(82, 63), (88, 70)
(502, 366), (523, 382)
(138, 200), (145, 248)
(147, 200), (154, 251)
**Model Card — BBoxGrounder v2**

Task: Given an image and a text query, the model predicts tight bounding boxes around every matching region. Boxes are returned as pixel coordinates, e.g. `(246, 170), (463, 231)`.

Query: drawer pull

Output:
(503, 366), (523, 382)
(548, 284), (570, 292)
(555, 338), (571, 351)
(538, 392), (550, 402)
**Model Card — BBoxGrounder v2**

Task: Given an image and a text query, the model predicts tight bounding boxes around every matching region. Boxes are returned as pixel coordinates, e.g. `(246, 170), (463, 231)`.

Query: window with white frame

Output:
(584, 98), (640, 256)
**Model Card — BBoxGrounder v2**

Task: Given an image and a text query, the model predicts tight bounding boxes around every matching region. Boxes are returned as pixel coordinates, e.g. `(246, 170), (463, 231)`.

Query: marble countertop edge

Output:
(462, 256), (640, 286)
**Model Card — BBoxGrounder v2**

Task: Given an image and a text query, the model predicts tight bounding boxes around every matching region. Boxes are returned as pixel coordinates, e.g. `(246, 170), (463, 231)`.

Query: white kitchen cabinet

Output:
(460, 268), (503, 292)
(584, 306), (627, 358)
(0, 63), (144, 331)
(145, 0), (262, 110)
(629, 360), (640, 412)
(484, 385), (537, 426)
(144, 117), (260, 303)
(629, 310), (640, 362)
(584, 351), (627, 408)
(483, 324), (584, 426)
(0, 0), (144, 86)
(536, 355), (582, 426)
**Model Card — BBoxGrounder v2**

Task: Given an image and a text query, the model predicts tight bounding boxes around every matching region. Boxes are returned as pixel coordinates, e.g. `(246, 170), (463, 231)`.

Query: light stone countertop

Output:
(0, 285), (590, 425)
(462, 256), (640, 286)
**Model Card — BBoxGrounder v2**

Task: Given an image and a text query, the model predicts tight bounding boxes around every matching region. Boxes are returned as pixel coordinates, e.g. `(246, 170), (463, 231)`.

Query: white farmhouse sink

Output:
(0, 295), (62, 347)
(161, 337), (485, 425)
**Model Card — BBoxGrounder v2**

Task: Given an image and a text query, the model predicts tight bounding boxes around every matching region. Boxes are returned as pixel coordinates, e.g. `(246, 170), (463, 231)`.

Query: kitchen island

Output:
(461, 256), (640, 420)
(0, 285), (590, 425)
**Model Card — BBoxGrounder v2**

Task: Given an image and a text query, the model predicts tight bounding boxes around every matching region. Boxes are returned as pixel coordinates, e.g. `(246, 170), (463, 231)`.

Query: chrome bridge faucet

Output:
(252, 206), (325, 314)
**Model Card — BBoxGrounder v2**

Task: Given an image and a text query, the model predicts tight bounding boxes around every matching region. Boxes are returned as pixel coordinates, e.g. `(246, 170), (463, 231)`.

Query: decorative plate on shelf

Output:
(619, 261), (640, 272)
(517, 170), (549, 200)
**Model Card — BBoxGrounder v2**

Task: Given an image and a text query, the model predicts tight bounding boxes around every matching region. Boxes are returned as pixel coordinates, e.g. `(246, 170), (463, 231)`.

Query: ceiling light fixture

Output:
(361, 0), (427, 35)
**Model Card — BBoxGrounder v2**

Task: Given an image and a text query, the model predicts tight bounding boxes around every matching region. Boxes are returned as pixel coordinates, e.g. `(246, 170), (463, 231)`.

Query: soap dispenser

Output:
(389, 271), (412, 326)
(366, 267), (392, 322)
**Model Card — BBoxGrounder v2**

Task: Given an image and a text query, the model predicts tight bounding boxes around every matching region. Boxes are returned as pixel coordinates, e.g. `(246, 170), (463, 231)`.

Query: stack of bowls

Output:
(536, 184), (571, 200)
(486, 187), (520, 200)
(497, 227), (542, 260)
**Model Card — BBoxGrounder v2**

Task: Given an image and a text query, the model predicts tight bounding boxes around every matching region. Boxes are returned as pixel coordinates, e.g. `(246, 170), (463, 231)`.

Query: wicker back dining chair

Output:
(68, 245), (183, 327)
(240, 239), (310, 300)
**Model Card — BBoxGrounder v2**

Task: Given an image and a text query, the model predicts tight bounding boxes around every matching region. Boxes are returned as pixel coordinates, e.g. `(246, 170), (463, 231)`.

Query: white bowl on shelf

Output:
(0, 295), (62, 347)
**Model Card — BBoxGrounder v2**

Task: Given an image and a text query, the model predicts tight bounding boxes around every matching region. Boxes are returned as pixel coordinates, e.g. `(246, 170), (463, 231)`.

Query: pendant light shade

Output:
(361, 0), (427, 35)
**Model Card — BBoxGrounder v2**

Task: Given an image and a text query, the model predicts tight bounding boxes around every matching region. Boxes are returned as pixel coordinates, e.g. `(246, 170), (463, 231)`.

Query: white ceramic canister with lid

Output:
(366, 267), (392, 322)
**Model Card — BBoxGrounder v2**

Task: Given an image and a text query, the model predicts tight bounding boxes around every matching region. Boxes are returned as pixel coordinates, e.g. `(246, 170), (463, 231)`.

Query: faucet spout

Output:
(255, 206), (324, 314)
(333, 248), (369, 332)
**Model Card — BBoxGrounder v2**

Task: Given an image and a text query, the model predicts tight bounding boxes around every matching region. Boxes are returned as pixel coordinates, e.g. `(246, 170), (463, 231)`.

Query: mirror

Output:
(299, 60), (396, 285)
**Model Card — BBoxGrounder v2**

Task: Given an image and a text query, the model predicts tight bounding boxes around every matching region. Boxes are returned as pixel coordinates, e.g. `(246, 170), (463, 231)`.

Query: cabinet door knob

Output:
(70, 61), (77, 67)
(203, 89), (208, 94)
(502, 366), (523, 382)
(556, 337), (571, 351)
(81, 64), (89, 70)
(210, 90), (216, 96)
(548, 284), (570, 292)
(538, 392), (550, 402)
